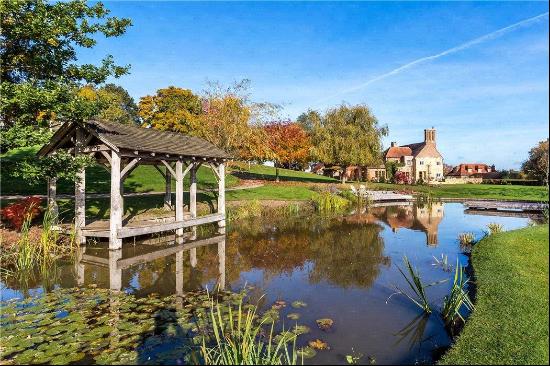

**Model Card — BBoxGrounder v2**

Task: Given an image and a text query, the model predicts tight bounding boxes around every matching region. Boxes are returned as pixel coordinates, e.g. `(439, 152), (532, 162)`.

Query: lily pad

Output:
(309, 339), (330, 350)
(286, 313), (301, 320)
(291, 301), (307, 309)
(291, 325), (311, 335)
(316, 318), (334, 331)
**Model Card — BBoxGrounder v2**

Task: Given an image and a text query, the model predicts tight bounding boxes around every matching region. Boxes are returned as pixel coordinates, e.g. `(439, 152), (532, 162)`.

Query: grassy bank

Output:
(440, 224), (549, 365)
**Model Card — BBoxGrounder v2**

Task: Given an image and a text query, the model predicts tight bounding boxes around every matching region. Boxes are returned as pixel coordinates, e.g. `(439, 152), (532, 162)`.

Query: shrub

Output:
(394, 171), (412, 185)
(0, 196), (42, 231)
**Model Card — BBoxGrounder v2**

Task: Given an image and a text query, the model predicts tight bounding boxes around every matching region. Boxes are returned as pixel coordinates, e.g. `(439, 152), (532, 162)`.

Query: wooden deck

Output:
(365, 190), (414, 202)
(464, 200), (546, 212)
(62, 213), (225, 239)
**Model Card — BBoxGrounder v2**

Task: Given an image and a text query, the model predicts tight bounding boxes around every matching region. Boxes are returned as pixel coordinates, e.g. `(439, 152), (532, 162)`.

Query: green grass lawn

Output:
(440, 224), (549, 365)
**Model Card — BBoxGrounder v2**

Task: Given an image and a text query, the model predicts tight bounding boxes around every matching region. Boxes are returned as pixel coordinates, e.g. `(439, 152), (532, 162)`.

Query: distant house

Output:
(447, 163), (502, 179)
(310, 163), (387, 182)
(384, 128), (444, 183)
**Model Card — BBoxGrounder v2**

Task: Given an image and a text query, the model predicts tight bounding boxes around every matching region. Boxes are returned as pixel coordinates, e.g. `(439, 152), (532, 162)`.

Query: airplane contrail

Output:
(315, 11), (549, 105)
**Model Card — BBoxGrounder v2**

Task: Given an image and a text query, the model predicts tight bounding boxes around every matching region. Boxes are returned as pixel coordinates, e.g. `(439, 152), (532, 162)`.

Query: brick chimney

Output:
(424, 128), (436, 144)
(391, 141), (397, 147)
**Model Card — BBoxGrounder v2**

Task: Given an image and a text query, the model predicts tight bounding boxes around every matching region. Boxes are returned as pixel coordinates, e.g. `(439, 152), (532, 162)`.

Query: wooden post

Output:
(218, 237), (226, 290)
(75, 128), (86, 244)
(190, 248), (197, 268)
(175, 250), (184, 309)
(175, 160), (184, 236)
(164, 168), (172, 210)
(109, 151), (123, 250)
(109, 250), (122, 291)
(190, 163), (197, 218)
(217, 163), (226, 229)
(76, 246), (85, 286)
(47, 177), (58, 221)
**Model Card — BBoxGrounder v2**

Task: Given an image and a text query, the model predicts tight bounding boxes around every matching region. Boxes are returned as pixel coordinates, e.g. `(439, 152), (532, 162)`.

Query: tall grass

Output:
(458, 232), (476, 252)
(228, 200), (263, 221)
(200, 298), (299, 365)
(441, 261), (475, 325)
(312, 191), (349, 214)
(388, 256), (445, 314)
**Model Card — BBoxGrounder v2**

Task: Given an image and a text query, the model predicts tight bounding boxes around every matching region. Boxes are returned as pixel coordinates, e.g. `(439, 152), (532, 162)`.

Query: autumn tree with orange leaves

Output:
(264, 122), (311, 182)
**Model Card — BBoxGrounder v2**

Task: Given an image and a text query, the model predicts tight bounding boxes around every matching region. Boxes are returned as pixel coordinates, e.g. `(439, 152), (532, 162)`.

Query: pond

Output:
(1, 202), (535, 365)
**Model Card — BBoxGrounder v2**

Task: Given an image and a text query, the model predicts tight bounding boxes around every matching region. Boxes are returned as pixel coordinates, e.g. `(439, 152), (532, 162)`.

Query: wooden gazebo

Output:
(38, 120), (230, 250)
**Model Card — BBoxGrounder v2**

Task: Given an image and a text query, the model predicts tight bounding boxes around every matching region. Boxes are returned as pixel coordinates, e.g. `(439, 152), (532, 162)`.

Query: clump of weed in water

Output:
(441, 260), (475, 326)
(228, 200), (263, 221)
(387, 256), (446, 314)
(486, 222), (503, 235)
(458, 232), (476, 252)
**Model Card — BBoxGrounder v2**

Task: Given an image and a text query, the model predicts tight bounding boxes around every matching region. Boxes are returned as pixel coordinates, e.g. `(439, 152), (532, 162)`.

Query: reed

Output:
(312, 191), (349, 214)
(441, 260), (475, 325)
(200, 298), (299, 365)
(388, 256), (445, 314)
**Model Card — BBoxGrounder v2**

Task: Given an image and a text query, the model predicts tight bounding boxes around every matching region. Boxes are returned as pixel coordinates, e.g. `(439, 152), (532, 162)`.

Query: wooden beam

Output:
(153, 164), (166, 179)
(116, 213), (225, 238)
(161, 160), (177, 178)
(100, 150), (112, 165)
(121, 158), (141, 180)
(209, 162), (220, 182)
(190, 163), (197, 218)
(75, 128), (86, 244)
(175, 160), (184, 236)
(82, 144), (110, 153)
(164, 167), (172, 210)
(109, 151), (123, 250)
(217, 162), (226, 229)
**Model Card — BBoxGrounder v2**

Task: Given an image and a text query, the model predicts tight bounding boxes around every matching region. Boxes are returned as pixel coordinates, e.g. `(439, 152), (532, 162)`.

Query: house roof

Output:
(38, 120), (231, 159)
(385, 146), (413, 159)
(447, 163), (493, 177)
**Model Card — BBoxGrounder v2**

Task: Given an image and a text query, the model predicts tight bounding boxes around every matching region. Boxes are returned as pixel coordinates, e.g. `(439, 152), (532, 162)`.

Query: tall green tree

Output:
(0, 0), (131, 151)
(138, 86), (202, 133)
(522, 139), (549, 185)
(79, 84), (139, 125)
(309, 104), (388, 183)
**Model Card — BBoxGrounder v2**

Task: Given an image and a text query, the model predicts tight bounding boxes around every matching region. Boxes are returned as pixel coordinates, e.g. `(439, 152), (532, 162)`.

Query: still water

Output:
(1, 202), (534, 364)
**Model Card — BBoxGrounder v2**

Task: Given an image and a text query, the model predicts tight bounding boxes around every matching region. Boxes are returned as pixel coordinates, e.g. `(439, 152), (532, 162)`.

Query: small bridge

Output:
(464, 200), (547, 212)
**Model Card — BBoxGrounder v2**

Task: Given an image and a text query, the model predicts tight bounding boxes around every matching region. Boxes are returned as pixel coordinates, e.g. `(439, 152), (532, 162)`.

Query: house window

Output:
(419, 161), (424, 165)
(436, 161), (441, 165)
(407, 160), (412, 165)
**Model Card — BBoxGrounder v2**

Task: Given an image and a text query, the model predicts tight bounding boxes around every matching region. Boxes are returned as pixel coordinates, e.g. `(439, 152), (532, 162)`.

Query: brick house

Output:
(384, 128), (444, 183)
(447, 163), (502, 179)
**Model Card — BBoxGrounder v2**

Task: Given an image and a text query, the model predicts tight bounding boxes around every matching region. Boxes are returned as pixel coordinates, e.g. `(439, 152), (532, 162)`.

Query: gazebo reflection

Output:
(75, 230), (226, 299)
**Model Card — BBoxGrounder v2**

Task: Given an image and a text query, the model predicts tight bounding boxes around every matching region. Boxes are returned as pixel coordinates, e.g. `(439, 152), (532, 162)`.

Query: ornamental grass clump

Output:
(200, 297), (299, 365)
(486, 223), (503, 235)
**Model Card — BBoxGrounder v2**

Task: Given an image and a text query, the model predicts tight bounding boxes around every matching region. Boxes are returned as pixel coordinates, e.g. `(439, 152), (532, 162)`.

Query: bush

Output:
(0, 197), (42, 231)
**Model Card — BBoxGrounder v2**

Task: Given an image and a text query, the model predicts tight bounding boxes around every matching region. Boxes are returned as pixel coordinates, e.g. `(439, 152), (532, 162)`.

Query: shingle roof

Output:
(385, 146), (413, 159)
(39, 120), (231, 159)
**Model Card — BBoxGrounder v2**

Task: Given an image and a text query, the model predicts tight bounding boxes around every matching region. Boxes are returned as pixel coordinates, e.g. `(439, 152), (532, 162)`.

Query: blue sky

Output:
(80, 1), (549, 169)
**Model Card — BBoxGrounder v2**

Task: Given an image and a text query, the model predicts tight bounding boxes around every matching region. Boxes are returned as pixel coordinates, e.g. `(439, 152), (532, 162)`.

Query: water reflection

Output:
(345, 202), (444, 246)
(74, 233), (226, 297)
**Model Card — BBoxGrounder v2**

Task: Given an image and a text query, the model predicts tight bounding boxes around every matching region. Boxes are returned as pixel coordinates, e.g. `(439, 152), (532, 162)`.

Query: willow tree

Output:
(309, 104), (388, 183)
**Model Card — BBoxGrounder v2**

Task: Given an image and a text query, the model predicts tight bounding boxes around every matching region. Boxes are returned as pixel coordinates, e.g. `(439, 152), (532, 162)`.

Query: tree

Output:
(138, 86), (202, 133)
(522, 139), (549, 185)
(197, 80), (274, 162)
(97, 84), (139, 125)
(264, 122), (311, 181)
(309, 104), (388, 183)
(296, 110), (321, 134)
(0, 0), (131, 150)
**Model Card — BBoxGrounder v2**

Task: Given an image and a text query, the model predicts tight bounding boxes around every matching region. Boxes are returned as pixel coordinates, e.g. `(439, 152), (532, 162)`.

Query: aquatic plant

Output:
(388, 256), (445, 314)
(441, 261), (475, 325)
(312, 191), (349, 213)
(290, 301), (307, 309)
(228, 200), (263, 221)
(308, 339), (330, 350)
(316, 318), (334, 331)
(345, 349), (364, 364)
(200, 298), (299, 365)
(432, 254), (453, 272)
(458, 232), (476, 251)
(486, 223), (503, 235)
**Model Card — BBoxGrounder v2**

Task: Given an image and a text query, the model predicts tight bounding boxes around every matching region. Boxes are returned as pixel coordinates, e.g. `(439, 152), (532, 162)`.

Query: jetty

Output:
(464, 200), (547, 212)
